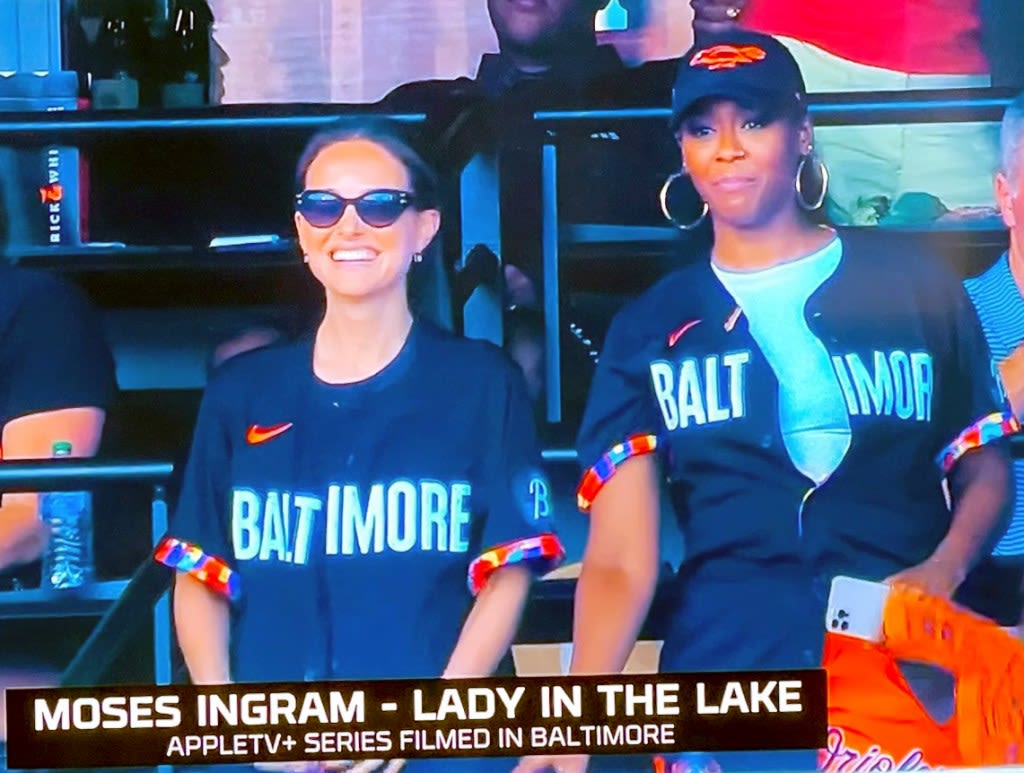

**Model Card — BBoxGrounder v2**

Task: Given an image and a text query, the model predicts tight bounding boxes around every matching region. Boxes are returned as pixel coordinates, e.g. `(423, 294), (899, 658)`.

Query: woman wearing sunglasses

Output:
(159, 117), (564, 773)
(516, 30), (1015, 773)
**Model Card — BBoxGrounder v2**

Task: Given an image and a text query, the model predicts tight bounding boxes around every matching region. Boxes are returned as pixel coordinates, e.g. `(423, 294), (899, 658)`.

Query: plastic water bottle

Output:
(39, 441), (94, 589)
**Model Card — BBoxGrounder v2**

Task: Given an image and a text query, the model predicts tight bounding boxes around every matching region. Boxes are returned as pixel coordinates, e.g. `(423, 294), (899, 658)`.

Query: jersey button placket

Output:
(797, 486), (815, 539)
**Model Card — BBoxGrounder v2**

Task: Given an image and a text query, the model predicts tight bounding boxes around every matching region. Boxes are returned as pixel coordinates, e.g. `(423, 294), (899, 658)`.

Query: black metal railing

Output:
(0, 458), (173, 490)
(532, 87), (1019, 127)
(0, 104), (425, 141)
(0, 459), (176, 687)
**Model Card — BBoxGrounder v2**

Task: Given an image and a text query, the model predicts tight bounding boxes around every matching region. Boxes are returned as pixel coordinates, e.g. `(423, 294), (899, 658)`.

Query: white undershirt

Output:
(712, 237), (851, 485)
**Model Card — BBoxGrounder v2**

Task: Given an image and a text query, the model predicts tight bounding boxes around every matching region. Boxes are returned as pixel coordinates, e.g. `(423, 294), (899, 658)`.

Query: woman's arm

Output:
(569, 455), (661, 675)
(512, 457), (661, 773)
(938, 445), (1013, 574)
(173, 573), (232, 684)
(0, 407), (106, 571)
(442, 565), (532, 679)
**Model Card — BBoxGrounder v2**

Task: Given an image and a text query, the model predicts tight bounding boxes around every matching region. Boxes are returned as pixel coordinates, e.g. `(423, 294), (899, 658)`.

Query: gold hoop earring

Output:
(795, 153), (829, 211)
(659, 171), (709, 231)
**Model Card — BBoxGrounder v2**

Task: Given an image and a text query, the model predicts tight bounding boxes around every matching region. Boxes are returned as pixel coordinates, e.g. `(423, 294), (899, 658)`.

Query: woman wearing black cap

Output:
(514, 30), (1016, 773)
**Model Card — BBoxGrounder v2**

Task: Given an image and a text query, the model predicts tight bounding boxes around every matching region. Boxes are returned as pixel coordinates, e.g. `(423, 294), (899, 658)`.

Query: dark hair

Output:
(294, 117), (441, 212)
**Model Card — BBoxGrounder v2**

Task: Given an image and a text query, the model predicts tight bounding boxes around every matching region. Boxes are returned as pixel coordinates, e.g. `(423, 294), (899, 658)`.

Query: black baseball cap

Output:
(670, 30), (807, 132)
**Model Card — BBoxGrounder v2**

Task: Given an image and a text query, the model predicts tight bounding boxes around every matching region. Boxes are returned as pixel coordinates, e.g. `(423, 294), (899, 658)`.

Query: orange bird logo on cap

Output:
(690, 44), (767, 71)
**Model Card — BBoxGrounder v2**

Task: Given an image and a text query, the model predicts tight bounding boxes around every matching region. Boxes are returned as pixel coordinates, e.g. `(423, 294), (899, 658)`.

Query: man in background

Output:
(382, 0), (676, 391)
(961, 91), (1024, 638)
(383, 0), (623, 109)
(0, 196), (117, 575)
(382, 0), (623, 410)
(0, 194), (119, 745)
(207, 323), (284, 373)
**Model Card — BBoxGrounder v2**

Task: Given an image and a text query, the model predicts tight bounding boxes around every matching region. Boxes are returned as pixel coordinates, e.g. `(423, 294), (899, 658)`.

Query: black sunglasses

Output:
(295, 189), (415, 229)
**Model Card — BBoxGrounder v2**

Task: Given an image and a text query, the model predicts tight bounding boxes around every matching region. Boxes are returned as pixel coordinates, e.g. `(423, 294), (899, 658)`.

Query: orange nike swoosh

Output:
(246, 422), (294, 445)
(667, 319), (702, 348)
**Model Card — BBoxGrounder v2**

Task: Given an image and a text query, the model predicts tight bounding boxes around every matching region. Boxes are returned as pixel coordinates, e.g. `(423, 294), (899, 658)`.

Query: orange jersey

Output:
(741, 0), (988, 75)
(822, 586), (1024, 770)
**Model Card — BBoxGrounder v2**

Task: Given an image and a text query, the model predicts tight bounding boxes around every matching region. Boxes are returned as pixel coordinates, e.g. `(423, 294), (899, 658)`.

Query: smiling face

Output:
(679, 98), (811, 231)
(294, 138), (440, 305)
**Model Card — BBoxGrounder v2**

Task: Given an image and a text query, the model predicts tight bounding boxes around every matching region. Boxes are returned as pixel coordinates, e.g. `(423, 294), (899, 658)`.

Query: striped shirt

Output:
(964, 252), (1024, 557)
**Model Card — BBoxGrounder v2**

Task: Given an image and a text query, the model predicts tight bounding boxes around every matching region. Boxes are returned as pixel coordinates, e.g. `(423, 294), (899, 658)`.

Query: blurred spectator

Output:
(506, 304), (545, 405)
(0, 197), (118, 740)
(382, 0), (624, 110)
(207, 323), (285, 373)
(165, 322), (289, 508)
(691, 0), (1024, 225)
(0, 205), (117, 575)
(383, 0), (678, 420)
(960, 91), (1024, 637)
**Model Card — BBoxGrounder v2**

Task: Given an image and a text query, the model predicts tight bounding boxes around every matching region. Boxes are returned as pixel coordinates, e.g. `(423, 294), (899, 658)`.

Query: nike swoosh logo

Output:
(667, 319), (702, 348)
(246, 422), (294, 445)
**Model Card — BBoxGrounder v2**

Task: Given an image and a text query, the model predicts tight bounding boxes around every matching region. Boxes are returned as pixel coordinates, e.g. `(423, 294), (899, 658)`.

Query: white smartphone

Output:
(825, 576), (891, 643)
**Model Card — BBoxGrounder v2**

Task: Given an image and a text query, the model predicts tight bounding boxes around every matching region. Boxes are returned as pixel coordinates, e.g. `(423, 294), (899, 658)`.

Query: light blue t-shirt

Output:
(964, 251), (1024, 558)
(712, 237), (851, 486)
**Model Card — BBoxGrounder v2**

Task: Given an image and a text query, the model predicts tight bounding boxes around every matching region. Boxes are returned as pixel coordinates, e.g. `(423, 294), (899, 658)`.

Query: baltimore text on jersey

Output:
(232, 480), (481, 564)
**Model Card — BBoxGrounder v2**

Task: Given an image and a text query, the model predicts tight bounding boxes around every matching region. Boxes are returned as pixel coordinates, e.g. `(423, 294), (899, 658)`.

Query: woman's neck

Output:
(712, 217), (836, 273)
(314, 291), (414, 385)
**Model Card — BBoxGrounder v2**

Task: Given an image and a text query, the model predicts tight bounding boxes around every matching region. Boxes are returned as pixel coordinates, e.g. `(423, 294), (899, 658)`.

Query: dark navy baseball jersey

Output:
(576, 229), (1016, 676)
(158, 320), (563, 687)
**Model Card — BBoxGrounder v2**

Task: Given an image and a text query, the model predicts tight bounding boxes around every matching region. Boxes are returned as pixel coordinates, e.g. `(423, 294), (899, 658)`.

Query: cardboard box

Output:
(512, 641), (663, 678)
(513, 563), (663, 677)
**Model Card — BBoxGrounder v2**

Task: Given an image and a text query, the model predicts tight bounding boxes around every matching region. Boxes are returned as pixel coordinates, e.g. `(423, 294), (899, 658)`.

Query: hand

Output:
(505, 264), (539, 309)
(885, 557), (967, 599)
(690, 0), (749, 36)
(0, 514), (49, 572)
(512, 754), (589, 773)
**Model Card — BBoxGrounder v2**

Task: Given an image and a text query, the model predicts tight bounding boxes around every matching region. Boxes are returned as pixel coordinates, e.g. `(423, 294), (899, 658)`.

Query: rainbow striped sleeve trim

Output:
(154, 537), (240, 602)
(937, 411), (1021, 475)
(576, 434), (658, 512)
(467, 533), (565, 596)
